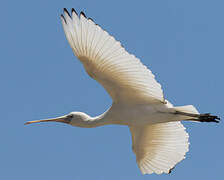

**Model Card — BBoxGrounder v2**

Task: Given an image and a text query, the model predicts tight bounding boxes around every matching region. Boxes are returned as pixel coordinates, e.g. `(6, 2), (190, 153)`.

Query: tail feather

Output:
(174, 105), (199, 115)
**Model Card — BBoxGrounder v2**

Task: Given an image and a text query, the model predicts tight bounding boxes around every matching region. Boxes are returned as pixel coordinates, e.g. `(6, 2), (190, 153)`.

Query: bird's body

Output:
(82, 102), (192, 127)
(25, 8), (220, 175)
(101, 103), (169, 126)
(71, 103), (172, 127)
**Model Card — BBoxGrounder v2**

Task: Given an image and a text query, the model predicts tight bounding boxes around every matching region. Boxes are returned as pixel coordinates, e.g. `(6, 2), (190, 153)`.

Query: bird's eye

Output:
(68, 114), (73, 118)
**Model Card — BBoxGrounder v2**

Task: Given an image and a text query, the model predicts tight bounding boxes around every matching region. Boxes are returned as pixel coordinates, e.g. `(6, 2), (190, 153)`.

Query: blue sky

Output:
(1, 0), (223, 179)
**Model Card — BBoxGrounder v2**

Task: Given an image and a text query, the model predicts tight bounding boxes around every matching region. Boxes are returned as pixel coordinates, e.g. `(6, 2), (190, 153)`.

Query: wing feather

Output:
(61, 9), (165, 104)
(129, 121), (189, 174)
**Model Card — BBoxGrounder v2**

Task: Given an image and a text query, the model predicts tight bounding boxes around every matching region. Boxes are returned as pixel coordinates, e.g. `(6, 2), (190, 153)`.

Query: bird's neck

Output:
(88, 114), (109, 128)
(75, 112), (113, 128)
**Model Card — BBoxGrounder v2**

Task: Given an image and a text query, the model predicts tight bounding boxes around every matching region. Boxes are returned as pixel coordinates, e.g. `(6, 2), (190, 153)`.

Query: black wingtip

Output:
(63, 8), (71, 17)
(61, 14), (66, 23)
(168, 166), (175, 174)
(80, 11), (86, 18)
(71, 8), (78, 15)
(88, 17), (94, 22)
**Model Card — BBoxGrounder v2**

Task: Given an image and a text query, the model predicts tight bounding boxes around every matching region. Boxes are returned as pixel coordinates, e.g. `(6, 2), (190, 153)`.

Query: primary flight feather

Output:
(25, 8), (220, 175)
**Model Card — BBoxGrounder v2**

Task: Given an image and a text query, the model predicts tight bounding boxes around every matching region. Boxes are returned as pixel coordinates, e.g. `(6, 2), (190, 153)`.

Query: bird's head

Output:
(25, 112), (91, 127)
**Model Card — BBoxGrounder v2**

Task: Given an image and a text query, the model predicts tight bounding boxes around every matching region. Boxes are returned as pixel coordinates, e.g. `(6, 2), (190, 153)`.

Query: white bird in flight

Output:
(25, 8), (220, 175)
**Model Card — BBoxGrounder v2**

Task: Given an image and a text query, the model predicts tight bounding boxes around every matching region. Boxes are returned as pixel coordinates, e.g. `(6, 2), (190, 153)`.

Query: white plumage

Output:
(25, 8), (220, 175)
(61, 10), (164, 104)
(129, 121), (189, 174)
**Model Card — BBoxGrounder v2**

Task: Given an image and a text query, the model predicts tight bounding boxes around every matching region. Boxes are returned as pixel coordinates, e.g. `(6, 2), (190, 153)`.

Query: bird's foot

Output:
(198, 113), (220, 123)
(175, 111), (220, 123)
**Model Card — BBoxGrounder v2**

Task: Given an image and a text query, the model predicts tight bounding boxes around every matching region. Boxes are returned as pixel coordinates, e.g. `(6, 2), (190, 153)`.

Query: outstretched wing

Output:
(129, 122), (189, 174)
(61, 9), (165, 104)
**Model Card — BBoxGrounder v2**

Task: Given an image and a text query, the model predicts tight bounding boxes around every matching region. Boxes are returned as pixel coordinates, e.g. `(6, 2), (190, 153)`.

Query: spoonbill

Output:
(25, 8), (220, 174)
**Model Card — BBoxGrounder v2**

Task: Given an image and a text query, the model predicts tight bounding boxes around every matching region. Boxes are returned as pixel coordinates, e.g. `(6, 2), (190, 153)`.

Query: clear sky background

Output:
(1, 0), (223, 179)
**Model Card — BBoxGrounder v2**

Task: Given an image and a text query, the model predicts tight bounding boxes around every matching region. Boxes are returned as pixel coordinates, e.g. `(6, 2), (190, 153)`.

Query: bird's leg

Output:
(174, 111), (220, 123)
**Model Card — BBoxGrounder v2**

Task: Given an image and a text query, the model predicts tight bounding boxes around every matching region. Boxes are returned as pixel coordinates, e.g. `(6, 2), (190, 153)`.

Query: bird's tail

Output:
(174, 105), (199, 114)
(173, 105), (220, 123)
